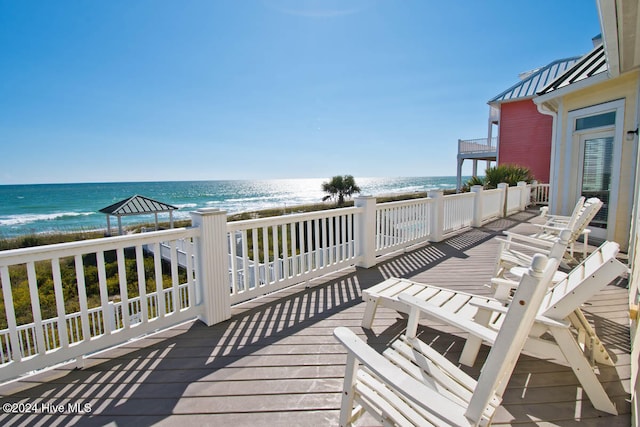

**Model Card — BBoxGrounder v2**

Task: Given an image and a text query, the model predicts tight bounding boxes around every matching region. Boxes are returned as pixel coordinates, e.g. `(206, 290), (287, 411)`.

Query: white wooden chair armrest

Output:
(532, 224), (566, 234)
(490, 277), (519, 301)
(333, 327), (471, 425)
(398, 294), (498, 344)
(490, 277), (518, 288)
(467, 301), (571, 329)
(502, 231), (556, 247)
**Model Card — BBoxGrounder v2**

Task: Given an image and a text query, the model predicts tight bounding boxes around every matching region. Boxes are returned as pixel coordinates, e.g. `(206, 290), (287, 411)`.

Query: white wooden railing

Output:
(0, 181), (543, 383)
(226, 207), (362, 305)
(481, 188), (504, 220)
(443, 192), (475, 234)
(531, 182), (550, 205)
(0, 228), (199, 381)
(505, 183), (531, 215)
(374, 198), (433, 254)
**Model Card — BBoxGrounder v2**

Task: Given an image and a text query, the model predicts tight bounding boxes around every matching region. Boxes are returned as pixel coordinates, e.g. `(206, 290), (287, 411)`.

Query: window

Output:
(575, 111), (616, 131)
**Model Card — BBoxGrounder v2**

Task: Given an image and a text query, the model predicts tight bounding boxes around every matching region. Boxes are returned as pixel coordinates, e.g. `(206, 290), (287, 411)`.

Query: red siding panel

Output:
(498, 100), (552, 183)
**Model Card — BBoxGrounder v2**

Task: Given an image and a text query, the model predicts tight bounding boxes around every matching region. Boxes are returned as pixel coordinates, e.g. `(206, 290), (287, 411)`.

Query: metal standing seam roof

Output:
(537, 43), (608, 96)
(99, 195), (178, 216)
(489, 56), (582, 104)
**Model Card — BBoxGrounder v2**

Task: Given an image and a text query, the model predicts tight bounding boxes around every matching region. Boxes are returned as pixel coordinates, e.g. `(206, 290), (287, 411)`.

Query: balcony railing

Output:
(458, 137), (498, 155)
(0, 182), (540, 383)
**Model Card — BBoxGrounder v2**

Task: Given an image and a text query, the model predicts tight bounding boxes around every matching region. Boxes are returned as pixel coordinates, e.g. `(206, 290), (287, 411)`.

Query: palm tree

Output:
(321, 175), (361, 207)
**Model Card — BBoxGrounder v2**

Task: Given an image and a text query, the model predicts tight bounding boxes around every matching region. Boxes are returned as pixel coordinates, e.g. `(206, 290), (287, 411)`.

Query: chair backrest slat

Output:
(542, 241), (626, 320)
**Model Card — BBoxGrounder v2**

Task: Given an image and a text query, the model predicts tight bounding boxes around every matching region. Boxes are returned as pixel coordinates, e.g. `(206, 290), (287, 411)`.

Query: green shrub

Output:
(466, 164), (534, 190)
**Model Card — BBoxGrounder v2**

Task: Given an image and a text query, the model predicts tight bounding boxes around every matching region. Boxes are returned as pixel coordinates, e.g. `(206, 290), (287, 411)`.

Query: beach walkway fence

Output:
(0, 182), (544, 383)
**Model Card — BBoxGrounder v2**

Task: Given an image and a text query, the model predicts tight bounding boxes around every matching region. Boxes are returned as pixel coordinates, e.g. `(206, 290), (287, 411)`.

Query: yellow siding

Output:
(555, 71), (639, 249)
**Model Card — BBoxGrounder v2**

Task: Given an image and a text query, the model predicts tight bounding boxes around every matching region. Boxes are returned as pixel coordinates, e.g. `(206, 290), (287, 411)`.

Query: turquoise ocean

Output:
(0, 177), (464, 239)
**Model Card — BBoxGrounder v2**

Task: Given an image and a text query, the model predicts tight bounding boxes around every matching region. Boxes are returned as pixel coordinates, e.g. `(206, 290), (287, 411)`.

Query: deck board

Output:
(0, 209), (631, 426)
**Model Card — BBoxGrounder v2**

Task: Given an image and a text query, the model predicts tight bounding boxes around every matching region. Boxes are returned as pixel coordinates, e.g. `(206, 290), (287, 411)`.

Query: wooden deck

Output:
(0, 210), (631, 426)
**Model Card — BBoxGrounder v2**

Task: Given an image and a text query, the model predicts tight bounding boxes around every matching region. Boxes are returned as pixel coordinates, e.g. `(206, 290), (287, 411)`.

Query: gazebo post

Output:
(154, 213), (158, 230)
(117, 216), (123, 236)
(106, 216), (111, 236)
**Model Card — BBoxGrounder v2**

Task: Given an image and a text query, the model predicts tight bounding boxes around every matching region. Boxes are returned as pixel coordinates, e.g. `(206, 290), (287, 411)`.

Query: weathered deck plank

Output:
(0, 209), (631, 426)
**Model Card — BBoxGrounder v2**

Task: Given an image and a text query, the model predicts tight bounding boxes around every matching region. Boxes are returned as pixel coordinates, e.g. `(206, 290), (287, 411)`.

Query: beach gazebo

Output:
(99, 195), (178, 236)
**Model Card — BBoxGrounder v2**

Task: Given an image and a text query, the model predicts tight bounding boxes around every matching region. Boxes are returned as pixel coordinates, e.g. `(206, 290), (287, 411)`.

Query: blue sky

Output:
(1, 0), (602, 184)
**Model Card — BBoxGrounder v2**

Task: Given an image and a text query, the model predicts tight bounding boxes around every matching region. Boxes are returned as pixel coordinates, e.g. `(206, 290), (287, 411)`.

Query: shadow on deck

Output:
(0, 210), (631, 426)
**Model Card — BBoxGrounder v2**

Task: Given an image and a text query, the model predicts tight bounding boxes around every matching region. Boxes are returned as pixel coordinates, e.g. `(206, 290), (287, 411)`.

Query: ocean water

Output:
(0, 177), (463, 238)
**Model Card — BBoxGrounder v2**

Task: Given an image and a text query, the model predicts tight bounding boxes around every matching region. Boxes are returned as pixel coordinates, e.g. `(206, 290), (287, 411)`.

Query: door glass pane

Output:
(581, 136), (613, 229)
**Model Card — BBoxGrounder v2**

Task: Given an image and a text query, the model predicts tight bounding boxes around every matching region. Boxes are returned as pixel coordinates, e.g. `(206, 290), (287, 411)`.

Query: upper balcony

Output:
(0, 186), (629, 425)
(458, 137), (498, 160)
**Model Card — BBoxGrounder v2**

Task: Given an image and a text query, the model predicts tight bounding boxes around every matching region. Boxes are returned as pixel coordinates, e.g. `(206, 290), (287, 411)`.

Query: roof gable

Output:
(537, 43), (608, 96)
(489, 56), (581, 104)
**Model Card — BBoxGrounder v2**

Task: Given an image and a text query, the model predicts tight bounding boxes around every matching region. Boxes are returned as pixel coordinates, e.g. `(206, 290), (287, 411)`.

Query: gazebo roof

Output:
(99, 195), (178, 217)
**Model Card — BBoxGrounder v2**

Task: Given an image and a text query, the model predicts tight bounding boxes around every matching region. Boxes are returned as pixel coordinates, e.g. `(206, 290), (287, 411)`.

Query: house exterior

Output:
(456, 54), (583, 189)
(539, 0), (640, 422)
(489, 56), (582, 183)
(534, 35), (639, 249)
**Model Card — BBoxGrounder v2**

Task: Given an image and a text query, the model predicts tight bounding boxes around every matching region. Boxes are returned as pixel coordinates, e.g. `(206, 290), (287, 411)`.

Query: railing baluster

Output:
(116, 248), (130, 329)
(241, 230), (249, 291)
(153, 242), (166, 319)
(26, 262), (46, 356)
(272, 225), (280, 281)
(135, 245), (149, 323)
(251, 228), (259, 288)
(1, 266), (22, 363)
(51, 258), (69, 350)
(170, 240), (179, 314)
(95, 251), (112, 335)
(281, 224), (290, 280)
(229, 232), (238, 294)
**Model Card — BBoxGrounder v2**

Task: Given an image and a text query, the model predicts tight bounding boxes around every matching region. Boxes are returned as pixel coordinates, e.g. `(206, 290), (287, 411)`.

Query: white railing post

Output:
(497, 183), (508, 217)
(355, 196), (377, 268)
(428, 190), (444, 242)
(190, 208), (230, 326)
(471, 185), (484, 227)
(517, 181), (528, 210)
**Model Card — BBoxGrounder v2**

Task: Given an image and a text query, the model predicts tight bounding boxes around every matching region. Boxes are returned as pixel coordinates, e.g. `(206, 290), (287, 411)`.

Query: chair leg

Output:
(550, 326), (618, 415)
(340, 353), (359, 426)
(568, 310), (614, 367)
(361, 297), (378, 329)
(459, 308), (493, 366)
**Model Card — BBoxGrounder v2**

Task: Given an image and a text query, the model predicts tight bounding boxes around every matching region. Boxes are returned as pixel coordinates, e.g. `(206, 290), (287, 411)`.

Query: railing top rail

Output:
(226, 205), (363, 231)
(0, 227), (199, 266)
(444, 192), (475, 200)
(459, 137), (495, 145)
(483, 188), (504, 194)
(375, 197), (434, 209)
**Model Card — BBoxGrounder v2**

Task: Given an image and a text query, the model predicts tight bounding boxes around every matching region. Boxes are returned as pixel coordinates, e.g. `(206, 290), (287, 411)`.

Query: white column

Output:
(428, 190), (444, 242)
(497, 183), (508, 217)
(471, 185), (484, 227)
(355, 196), (377, 268)
(190, 208), (230, 326)
(456, 156), (464, 192)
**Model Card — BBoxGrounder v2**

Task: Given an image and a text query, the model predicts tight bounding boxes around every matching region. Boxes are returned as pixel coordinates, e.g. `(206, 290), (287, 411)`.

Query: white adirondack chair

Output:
(360, 241), (626, 415)
(493, 228), (571, 285)
(335, 254), (558, 426)
(531, 197), (603, 263)
(539, 196), (585, 225)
